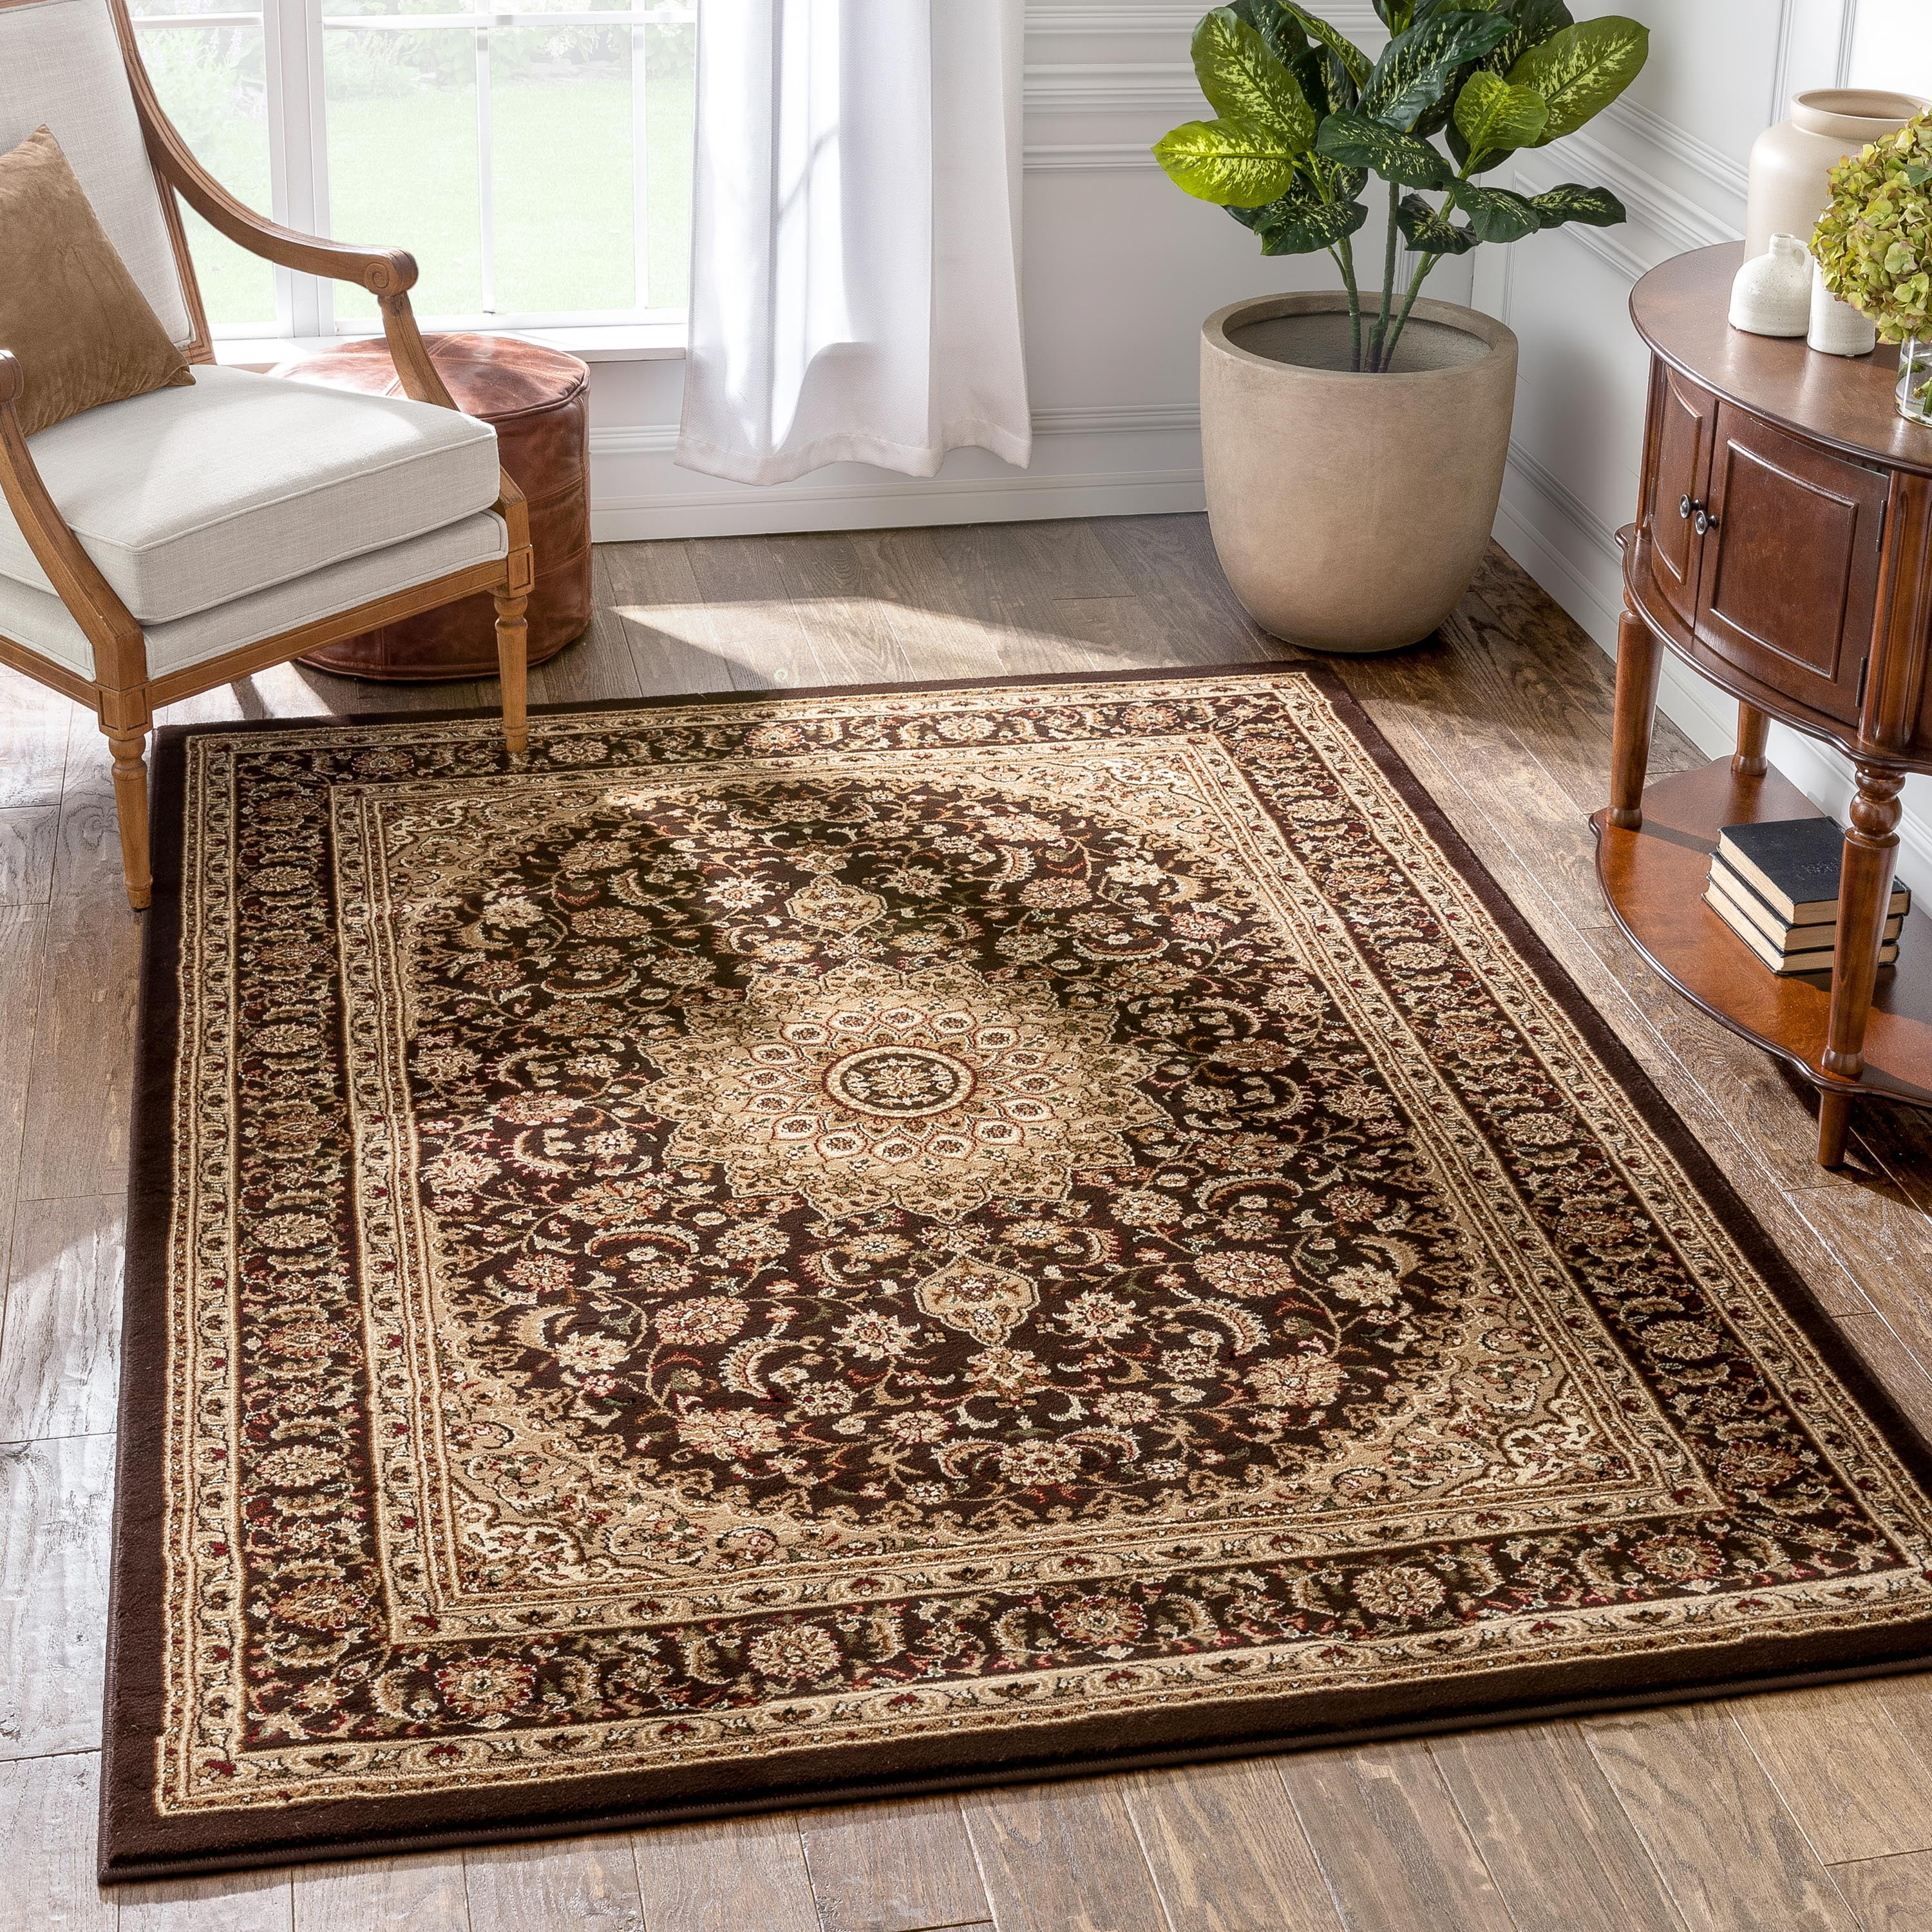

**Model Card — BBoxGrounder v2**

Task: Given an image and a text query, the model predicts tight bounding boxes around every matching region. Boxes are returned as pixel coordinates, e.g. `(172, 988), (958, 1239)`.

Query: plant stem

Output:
(1368, 178), (1401, 370)
(1379, 251), (1441, 372)
(1332, 236), (1365, 371)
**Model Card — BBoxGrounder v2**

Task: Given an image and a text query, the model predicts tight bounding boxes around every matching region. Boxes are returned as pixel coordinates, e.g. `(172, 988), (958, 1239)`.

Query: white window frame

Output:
(131, 0), (694, 357)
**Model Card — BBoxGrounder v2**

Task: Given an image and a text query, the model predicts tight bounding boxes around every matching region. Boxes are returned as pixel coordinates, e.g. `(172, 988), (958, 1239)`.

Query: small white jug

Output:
(1808, 259), (1878, 356)
(1729, 234), (1812, 336)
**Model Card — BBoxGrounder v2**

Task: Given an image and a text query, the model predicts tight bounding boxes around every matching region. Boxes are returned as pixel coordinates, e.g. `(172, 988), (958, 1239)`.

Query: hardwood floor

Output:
(5, 514), (1932, 1929)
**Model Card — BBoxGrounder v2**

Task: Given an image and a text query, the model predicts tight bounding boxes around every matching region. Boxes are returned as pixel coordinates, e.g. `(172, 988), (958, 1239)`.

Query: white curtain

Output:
(676, 0), (1032, 486)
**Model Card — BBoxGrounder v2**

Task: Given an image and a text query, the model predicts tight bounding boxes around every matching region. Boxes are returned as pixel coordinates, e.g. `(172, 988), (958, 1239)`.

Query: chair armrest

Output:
(113, 1), (466, 412)
(0, 352), (146, 692)
(116, 4), (415, 303)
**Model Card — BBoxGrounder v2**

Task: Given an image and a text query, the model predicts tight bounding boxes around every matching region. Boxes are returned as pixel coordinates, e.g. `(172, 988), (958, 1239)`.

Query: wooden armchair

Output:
(0, 0), (531, 909)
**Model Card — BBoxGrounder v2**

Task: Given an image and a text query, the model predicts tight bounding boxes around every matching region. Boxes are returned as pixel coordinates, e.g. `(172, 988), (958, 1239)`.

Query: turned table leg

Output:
(1733, 702), (1771, 777)
(1608, 600), (1663, 830)
(1819, 761), (1906, 1166)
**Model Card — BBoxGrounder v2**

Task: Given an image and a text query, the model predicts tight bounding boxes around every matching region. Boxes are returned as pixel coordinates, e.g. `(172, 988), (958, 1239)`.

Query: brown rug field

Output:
(103, 667), (1932, 1879)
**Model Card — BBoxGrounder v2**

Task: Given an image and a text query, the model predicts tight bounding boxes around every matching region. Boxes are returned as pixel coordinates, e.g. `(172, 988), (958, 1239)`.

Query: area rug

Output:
(104, 666), (1932, 1879)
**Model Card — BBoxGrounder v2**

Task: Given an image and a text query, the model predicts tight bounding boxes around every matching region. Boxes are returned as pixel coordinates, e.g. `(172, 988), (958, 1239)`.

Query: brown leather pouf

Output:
(269, 334), (591, 680)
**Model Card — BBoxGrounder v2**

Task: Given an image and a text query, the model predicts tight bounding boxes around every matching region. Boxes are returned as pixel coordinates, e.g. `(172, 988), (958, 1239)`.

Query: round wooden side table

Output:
(1602, 241), (1932, 1168)
(269, 334), (591, 680)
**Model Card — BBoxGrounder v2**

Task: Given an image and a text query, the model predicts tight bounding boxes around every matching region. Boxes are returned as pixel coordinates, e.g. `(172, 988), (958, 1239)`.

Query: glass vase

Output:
(1898, 336), (1932, 425)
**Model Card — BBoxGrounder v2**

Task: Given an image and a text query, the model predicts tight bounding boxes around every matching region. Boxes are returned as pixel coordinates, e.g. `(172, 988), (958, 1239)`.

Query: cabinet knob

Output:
(1694, 506), (1717, 536)
(1680, 493), (1694, 519)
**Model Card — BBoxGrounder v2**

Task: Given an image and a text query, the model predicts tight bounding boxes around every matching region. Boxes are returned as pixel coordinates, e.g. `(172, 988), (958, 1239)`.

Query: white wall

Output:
(586, 1), (1401, 541)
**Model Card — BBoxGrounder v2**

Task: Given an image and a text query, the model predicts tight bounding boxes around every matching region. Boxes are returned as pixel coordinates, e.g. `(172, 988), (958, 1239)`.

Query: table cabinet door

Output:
(1643, 364), (1719, 631)
(1693, 404), (1888, 726)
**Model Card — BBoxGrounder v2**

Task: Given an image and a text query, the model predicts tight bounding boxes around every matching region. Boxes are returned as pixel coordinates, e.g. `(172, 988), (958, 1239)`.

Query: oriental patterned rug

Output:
(104, 667), (1932, 1879)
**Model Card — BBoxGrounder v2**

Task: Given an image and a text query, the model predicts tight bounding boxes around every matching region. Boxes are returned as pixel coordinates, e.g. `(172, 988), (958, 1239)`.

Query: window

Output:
(128, 0), (696, 339)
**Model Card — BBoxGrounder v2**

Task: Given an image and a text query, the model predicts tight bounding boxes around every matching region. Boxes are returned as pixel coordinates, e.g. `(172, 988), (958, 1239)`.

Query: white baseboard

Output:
(591, 464), (1206, 542)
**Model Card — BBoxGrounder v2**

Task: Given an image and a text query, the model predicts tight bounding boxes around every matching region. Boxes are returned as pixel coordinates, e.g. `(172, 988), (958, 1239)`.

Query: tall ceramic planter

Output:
(1747, 90), (1927, 258)
(1200, 292), (1517, 655)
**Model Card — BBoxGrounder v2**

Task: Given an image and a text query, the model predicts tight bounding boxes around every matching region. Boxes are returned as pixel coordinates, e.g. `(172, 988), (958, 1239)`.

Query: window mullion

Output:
(476, 24), (496, 316)
(631, 22), (650, 313)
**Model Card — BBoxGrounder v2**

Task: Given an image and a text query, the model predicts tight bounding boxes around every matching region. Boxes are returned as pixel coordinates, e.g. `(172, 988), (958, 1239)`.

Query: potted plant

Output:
(1813, 110), (1932, 424)
(1154, 0), (1647, 653)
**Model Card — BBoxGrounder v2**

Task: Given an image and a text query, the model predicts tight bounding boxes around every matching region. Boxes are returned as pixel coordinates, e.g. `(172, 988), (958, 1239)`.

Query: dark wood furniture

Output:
(270, 335), (590, 680)
(1604, 240), (1932, 1168)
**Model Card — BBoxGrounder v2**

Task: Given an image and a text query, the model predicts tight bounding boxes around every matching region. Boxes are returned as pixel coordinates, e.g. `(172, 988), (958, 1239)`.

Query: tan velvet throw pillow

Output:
(0, 124), (194, 439)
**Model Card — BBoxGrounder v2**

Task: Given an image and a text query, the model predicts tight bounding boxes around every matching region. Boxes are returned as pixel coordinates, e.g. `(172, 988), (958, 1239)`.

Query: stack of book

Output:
(1705, 818), (1909, 977)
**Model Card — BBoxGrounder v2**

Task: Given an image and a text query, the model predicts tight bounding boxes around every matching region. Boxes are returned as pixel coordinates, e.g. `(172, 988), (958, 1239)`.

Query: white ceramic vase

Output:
(1808, 260), (1878, 357)
(1747, 90), (1927, 258)
(1730, 234), (1812, 336)
(1199, 293), (1517, 654)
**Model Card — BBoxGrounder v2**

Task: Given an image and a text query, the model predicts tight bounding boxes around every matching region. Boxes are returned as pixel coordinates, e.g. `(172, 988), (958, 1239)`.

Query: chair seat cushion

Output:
(0, 364), (500, 622)
(0, 510), (508, 683)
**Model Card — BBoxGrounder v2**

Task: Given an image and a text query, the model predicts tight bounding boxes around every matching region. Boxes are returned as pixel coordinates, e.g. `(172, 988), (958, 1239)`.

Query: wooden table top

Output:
(1629, 242), (1932, 477)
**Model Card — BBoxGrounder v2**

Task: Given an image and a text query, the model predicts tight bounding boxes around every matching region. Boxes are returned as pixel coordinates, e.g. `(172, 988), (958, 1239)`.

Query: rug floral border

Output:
(100, 663), (1932, 1881)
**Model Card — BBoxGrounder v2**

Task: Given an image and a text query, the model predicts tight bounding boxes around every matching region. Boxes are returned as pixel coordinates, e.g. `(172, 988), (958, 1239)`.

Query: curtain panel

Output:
(677, 0), (1031, 486)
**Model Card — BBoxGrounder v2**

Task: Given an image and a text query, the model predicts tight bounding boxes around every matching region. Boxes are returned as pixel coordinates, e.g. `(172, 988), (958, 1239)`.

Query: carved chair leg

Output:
(1607, 600), (1663, 830)
(104, 721), (152, 911)
(493, 584), (529, 755)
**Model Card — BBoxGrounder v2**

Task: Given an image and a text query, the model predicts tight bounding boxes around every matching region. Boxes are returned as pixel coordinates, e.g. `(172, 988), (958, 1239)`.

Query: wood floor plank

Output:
(1583, 1703), (1861, 1932)
(0, 907), (48, 1311)
(0, 1430), (112, 1759)
(118, 1868), (298, 1931)
(0, 1194), (122, 1443)
(1275, 1740), (1517, 1932)
(629, 1814), (818, 1932)
(45, 715), (126, 913)
(1729, 1681), (1932, 1865)
(0, 806), (56, 909)
(1122, 1757), (1345, 1932)
(462, 1833), (645, 1932)
(1426, 1723), (1685, 1932)
(771, 533), (916, 689)
(1828, 1848), (1932, 1930)
(797, 1794), (989, 1932)
(596, 542), (742, 698)
(684, 535), (838, 693)
(0, 1750), (116, 1931)
(958, 1780), (1171, 1932)
(293, 1851), (471, 1930)
(16, 893), (140, 1204)
(527, 578), (647, 710)
(0, 670), (72, 812)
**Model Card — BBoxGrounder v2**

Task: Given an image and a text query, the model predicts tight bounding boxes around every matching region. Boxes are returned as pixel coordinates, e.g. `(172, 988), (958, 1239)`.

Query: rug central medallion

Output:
(645, 956), (1165, 1219)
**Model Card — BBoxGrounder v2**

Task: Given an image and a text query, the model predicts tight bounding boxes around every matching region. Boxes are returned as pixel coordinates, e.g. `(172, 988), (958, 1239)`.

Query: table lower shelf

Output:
(1591, 759), (1932, 1109)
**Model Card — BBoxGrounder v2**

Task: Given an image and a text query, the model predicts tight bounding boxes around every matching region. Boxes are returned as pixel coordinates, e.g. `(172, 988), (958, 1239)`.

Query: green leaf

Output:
(1258, 193), (1372, 254)
(1528, 180), (1626, 227)
(1316, 110), (1452, 187)
(1397, 190), (1479, 254)
(1152, 117), (1302, 205)
(1477, 0), (1575, 84)
(1273, 1), (1372, 88)
(1191, 8), (1317, 149)
(1230, 0), (1309, 68)
(1453, 69), (1549, 158)
(1507, 16), (1649, 143)
(1362, 8), (1517, 130)
(1372, 0), (1417, 28)
(1452, 179), (1544, 240)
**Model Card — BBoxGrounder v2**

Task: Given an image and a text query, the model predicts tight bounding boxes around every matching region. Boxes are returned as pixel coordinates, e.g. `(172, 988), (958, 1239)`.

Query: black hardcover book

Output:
(1716, 817), (1912, 926)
